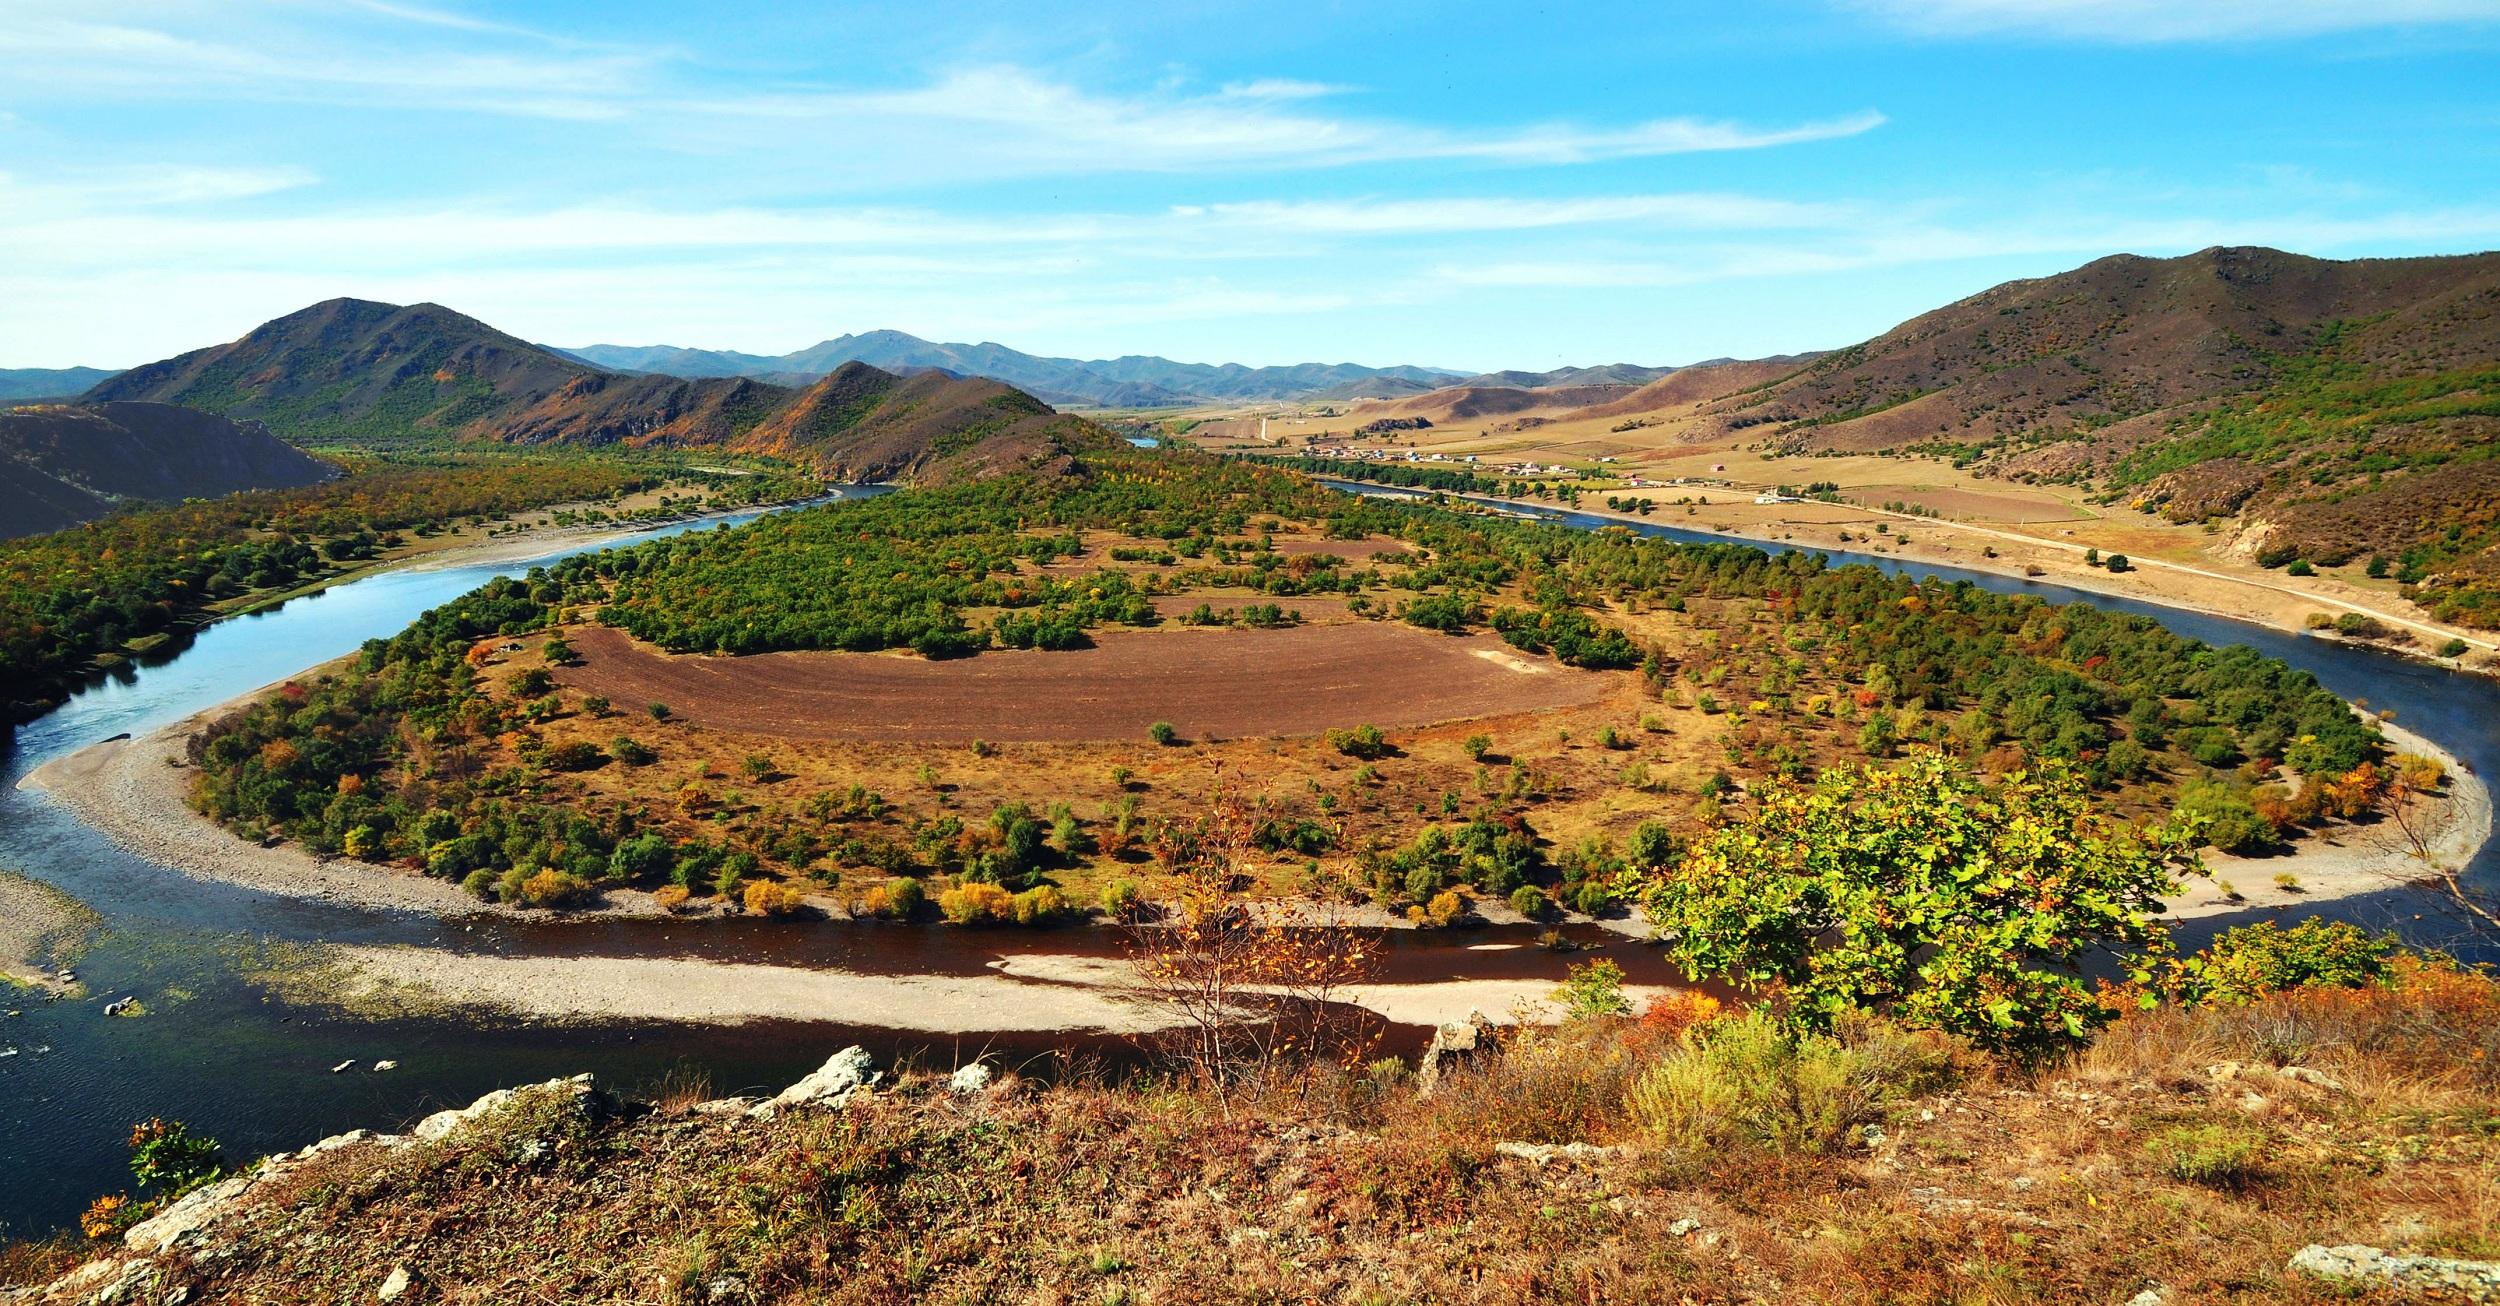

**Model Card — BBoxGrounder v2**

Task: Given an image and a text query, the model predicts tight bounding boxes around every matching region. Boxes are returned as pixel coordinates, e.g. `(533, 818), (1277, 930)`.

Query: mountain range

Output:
(85, 299), (1111, 483)
(0, 367), (122, 403)
(553, 334), (1483, 407)
(0, 401), (332, 539)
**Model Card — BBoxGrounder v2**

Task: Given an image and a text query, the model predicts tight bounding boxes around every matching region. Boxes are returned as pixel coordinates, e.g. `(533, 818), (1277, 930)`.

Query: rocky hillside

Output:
(84, 300), (1107, 481)
(0, 402), (334, 539)
(1577, 247), (2500, 625)
(8, 964), (2498, 1304)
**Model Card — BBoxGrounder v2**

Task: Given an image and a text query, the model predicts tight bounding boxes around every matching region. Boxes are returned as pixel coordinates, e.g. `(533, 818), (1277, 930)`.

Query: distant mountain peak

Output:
(85, 298), (1107, 483)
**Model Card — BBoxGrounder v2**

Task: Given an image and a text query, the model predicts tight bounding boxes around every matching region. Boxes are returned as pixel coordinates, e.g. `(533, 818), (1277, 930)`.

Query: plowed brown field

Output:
(557, 623), (1611, 743)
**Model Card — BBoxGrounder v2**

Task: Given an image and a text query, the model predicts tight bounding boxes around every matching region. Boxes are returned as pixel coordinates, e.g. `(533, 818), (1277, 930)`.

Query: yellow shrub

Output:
(519, 869), (593, 909)
(1013, 884), (1069, 924)
(743, 880), (806, 917)
(940, 881), (1017, 924)
(652, 884), (691, 913)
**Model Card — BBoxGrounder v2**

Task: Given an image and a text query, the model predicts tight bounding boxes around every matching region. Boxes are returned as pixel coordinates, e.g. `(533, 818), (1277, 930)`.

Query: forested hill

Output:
(84, 299), (1108, 482)
(0, 401), (333, 539)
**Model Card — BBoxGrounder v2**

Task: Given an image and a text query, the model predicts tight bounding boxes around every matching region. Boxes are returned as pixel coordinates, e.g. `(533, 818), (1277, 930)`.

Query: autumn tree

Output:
(1625, 751), (2199, 1054)
(1127, 764), (1381, 1105)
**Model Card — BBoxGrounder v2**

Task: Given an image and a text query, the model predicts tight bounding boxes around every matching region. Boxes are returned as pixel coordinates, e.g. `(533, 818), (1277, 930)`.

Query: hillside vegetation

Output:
(11, 920), (2497, 1304)
(84, 299), (1111, 481)
(178, 451), (2399, 921)
(0, 401), (333, 539)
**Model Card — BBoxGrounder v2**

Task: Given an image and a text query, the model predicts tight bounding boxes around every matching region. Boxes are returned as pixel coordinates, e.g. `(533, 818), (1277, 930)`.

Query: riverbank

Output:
(0, 871), (98, 996)
(26, 656), (2486, 940)
(246, 942), (1669, 1033)
(17, 708), (669, 922)
(1447, 488), (2498, 667)
(2174, 720), (2489, 921)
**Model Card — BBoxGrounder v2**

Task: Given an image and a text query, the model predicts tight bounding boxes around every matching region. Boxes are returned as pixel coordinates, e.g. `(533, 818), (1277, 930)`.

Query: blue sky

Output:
(3, 0), (2498, 371)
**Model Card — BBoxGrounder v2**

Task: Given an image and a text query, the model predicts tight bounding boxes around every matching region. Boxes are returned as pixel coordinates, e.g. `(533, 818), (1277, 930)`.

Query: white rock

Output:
(413, 1073), (594, 1143)
(2287, 1243), (2500, 1299)
(332, 1059), (357, 1074)
(947, 1062), (994, 1095)
(1493, 1140), (1617, 1165)
(748, 1047), (880, 1119)
(373, 1060), (399, 1073)
(123, 1171), (255, 1254)
(378, 1265), (413, 1301)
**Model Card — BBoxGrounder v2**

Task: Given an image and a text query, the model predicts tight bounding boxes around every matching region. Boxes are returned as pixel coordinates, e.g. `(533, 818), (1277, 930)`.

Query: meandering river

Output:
(0, 483), (2490, 1236)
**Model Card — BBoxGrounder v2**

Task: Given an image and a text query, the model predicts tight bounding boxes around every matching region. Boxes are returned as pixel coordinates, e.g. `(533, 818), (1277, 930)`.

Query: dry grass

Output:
(19, 967), (2494, 1303)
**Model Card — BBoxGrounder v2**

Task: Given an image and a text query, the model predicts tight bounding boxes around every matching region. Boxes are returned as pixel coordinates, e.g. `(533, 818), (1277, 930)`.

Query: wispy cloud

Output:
(1, 6), (1881, 175)
(0, 7), (661, 120)
(1849, 0), (2500, 41)
(675, 66), (1884, 175)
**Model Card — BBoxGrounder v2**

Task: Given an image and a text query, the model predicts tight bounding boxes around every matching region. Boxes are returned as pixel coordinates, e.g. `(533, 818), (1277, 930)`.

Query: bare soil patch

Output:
(1268, 535), (1414, 561)
(557, 623), (1611, 743)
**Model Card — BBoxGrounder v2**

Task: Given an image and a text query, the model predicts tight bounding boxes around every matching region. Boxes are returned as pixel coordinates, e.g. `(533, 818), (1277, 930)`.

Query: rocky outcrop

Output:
(1415, 1010), (1505, 1098)
(747, 1047), (882, 1118)
(411, 1072), (610, 1143)
(2287, 1243), (2500, 1300)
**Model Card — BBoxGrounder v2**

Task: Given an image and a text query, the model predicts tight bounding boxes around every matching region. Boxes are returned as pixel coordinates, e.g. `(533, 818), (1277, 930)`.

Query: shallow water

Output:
(0, 480), (2491, 1236)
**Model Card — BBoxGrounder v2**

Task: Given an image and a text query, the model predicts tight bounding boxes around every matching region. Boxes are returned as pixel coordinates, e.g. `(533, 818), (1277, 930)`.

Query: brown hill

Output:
(1696, 246), (2500, 455)
(0, 401), (334, 539)
(731, 364), (1089, 482)
(1356, 383), (1639, 424)
(85, 299), (1106, 480)
(1568, 357), (1816, 422)
(1664, 246), (2500, 625)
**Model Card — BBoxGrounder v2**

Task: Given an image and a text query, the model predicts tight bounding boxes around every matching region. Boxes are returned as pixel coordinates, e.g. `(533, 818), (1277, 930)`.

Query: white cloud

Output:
(1218, 78), (1351, 100)
(1850, 0), (2500, 41)
(0, 6), (1882, 176)
(688, 67), (1884, 174)
(0, 9), (660, 120)
(1175, 194), (1855, 235)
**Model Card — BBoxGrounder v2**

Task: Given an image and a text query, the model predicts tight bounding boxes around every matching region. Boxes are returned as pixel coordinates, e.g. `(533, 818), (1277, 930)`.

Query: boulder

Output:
(124, 1171), (255, 1254)
(2287, 1244), (2500, 1300)
(1415, 1010), (1504, 1098)
(747, 1047), (881, 1119)
(412, 1073), (603, 1144)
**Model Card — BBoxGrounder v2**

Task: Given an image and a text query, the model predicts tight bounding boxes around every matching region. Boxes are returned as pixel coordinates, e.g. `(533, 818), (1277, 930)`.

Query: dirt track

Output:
(557, 623), (1610, 742)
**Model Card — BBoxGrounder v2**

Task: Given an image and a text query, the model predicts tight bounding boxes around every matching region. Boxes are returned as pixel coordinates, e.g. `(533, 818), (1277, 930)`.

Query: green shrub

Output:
(1553, 959), (1631, 1019)
(1508, 884), (1549, 919)
(1625, 1010), (1956, 1154)
(608, 735), (656, 766)
(1012, 884), (1069, 924)
(1099, 877), (1144, 920)
(2167, 918), (2405, 1006)
(127, 1118), (224, 1197)
(1147, 721), (1178, 746)
(2439, 638), (2471, 658)
(2148, 1122), (2267, 1188)
(1326, 723), (1390, 759)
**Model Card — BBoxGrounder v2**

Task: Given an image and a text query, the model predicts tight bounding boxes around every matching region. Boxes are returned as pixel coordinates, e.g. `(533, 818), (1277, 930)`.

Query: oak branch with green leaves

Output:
(1625, 752), (2201, 1054)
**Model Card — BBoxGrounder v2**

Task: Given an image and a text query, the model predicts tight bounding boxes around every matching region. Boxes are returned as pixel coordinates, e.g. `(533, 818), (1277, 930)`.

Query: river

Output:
(0, 482), (2490, 1236)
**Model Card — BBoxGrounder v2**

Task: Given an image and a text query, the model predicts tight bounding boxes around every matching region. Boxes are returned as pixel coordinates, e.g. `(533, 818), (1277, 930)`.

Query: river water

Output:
(0, 483), (2490, 1235)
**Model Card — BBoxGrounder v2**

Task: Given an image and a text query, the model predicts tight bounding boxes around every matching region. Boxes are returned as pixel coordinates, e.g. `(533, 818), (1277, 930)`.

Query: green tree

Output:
(1552, 959), (1632, 1019)
(1625, 752), (2196, 1054)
